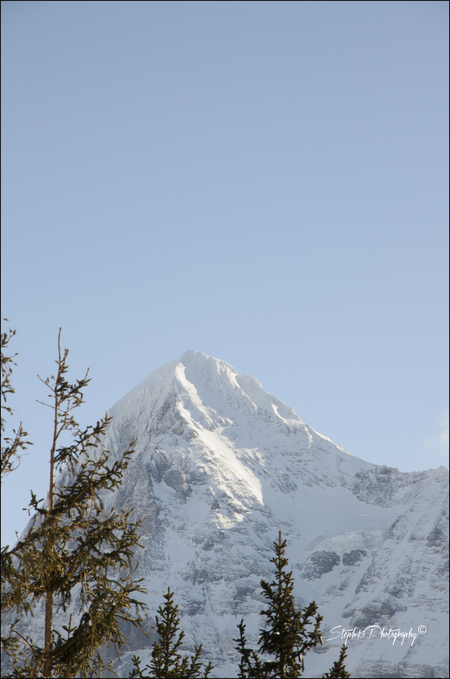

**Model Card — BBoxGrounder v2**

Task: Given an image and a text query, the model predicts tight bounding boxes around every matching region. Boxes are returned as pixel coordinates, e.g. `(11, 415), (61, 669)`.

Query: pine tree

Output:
(259, 531), (323, 678)
(1, 328), (148, 678)
(233, 531), (323, 678)
(128, 587), (213, 678)
(234, 532), (351, 679)
(322, 644), (350, 678)
(234, 619), (264, 679)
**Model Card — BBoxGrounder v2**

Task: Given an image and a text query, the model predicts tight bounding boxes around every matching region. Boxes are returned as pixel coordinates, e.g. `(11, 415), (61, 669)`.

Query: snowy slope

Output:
(95, 351), (448, 678)
(7, 351), (449, 678)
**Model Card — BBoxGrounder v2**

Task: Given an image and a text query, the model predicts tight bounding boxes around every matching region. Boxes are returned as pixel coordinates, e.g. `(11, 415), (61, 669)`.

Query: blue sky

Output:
(1, 0), (448, 548)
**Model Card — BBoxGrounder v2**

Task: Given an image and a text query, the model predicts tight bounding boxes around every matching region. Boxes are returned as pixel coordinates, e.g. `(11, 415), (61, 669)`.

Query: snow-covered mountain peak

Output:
(109, 350), (234, 413)
(100, 352), (448, 678)
(109, 350), (304, 436)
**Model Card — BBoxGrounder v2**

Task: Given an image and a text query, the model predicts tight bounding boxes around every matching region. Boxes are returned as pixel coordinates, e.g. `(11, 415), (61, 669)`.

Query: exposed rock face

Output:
(163, 465), (191, 497)
(301, 550), (341, 579)
(342, 549), (367, 566)
(4, 351), (449, 678)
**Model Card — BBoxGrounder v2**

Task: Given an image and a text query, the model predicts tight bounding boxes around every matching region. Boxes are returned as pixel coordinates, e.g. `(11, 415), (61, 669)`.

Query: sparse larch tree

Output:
(1, 328), (148, 678)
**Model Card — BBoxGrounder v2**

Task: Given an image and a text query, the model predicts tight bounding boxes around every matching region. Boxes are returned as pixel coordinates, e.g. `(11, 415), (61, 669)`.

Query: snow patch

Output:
(306, 529), (385, 557)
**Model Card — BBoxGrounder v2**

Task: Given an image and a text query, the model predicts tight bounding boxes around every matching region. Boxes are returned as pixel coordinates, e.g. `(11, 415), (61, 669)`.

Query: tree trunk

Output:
(43, 588), (53, 677)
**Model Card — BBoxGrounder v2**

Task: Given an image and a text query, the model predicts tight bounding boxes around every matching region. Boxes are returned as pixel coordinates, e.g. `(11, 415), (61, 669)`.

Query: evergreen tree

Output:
(1, 329), (148, 678)
(128, 587), (213, 678)
(234, 532), (350, 679)
(322, 644), (350, 678)
(234, 619), (264, 679)
(259, 531), (323, 678)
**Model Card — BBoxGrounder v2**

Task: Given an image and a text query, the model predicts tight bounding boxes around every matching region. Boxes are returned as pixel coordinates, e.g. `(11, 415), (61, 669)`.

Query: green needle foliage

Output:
(322, 645), (350, 678)
(1, 320), (33, 480)
(259, 531), (323, 677)
(1, 328), (148, 678)
(234, 532), (350, 679)
(234, 620), (264, 679)
(128, 587), (213, 678)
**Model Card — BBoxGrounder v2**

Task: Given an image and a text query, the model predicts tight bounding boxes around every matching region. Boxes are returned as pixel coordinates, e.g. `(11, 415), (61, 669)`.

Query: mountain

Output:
(8, 351), (450, 677)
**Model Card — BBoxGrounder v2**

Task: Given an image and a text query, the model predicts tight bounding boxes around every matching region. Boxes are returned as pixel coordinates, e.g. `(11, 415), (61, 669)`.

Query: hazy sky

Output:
(1, 0), (448, 548)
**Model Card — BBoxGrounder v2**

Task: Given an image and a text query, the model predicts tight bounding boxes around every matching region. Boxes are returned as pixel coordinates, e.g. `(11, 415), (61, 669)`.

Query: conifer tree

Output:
(322, 644), (350, 678)
(234, 531), (323, 678)
(259, 531), (323, 677)
(234, 619), (264, 679)
(128, 587), (213, 678)
(1, 329), (148, 678)
(234, 532), (350, 679)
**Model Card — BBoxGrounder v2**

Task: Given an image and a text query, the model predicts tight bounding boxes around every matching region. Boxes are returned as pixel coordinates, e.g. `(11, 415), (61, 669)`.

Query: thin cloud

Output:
(423, 410), (449, 466)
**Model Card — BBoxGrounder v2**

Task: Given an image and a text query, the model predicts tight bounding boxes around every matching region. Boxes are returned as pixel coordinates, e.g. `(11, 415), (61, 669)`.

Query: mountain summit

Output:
(15, 352), (450, 677)
(97, 351), (448, 677)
